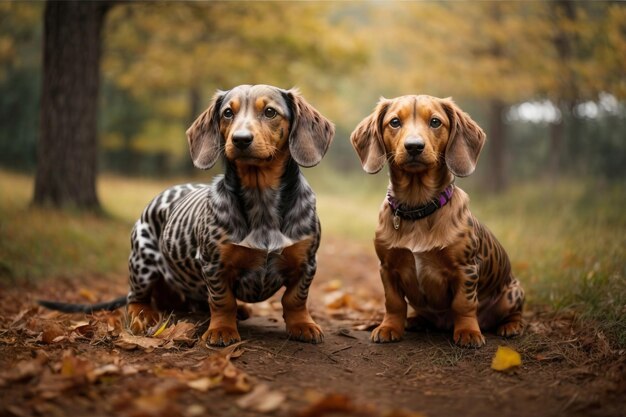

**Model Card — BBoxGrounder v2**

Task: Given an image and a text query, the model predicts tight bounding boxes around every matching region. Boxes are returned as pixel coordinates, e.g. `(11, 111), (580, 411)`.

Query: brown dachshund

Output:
(350, 95), (524, 347)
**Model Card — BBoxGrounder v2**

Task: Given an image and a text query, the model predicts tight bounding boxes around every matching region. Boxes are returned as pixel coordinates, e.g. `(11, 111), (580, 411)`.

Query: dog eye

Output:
(389, 118), (401, 128)
(222, 108), (234, 119)
(264, 107), (277, 119)
(429, 117), (442, 128)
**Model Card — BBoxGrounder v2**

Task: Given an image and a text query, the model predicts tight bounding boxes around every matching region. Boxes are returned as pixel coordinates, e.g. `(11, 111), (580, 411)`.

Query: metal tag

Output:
(393, 213), (401, 230)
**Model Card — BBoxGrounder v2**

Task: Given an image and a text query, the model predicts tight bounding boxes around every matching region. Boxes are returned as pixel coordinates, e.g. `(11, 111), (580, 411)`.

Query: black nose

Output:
(232, 131), (253, 150)
(404, 137), (425, 156)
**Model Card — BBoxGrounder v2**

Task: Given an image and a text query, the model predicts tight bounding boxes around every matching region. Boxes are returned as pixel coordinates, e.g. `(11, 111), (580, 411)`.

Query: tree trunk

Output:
(33, 1), (112, 209)
(488, 99), (507, 193)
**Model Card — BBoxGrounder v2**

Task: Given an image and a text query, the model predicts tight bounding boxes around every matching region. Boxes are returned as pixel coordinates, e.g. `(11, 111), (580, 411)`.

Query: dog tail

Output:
(38, 296), (128, 313)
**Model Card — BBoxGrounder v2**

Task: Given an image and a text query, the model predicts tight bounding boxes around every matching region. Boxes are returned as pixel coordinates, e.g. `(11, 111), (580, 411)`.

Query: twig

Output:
(330, 345), (353, 355)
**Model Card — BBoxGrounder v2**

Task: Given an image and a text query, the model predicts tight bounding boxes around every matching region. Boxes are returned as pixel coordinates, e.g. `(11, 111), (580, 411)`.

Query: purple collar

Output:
(387, 182), (455, 229)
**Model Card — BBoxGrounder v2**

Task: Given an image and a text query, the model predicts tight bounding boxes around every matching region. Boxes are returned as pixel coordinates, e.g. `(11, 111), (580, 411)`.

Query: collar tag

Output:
(393, 212), (401, 230)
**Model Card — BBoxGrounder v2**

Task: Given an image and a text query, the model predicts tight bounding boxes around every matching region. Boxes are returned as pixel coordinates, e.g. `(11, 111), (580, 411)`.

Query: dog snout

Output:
(232, 130), (254, 150)
(404, 137), (425, 156)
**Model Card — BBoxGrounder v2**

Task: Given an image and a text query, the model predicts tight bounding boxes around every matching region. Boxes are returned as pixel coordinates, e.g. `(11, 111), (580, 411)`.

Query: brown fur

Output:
(351, 95), (524, 348)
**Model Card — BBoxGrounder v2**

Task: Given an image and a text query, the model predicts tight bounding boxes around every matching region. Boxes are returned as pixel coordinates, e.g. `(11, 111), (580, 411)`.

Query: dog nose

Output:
(404, 137), (425, 156)
(232, 130), (253, 150)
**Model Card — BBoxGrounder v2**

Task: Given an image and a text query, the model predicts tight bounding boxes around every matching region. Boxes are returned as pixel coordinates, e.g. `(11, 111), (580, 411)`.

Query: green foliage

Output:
(0, 1), (625, 181)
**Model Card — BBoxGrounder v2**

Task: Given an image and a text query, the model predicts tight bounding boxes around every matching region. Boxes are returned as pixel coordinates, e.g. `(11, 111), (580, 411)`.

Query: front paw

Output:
(127, 303), (160, 334)
(202, 326), (241, 347)
(497, 320), (524, 338)
(286, 322), (324, 344)
(453, 328), (485, 348)
(371, 325), (403, 343)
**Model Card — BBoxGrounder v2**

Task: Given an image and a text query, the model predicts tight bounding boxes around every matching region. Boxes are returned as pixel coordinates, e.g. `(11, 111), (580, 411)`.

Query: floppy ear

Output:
(283, 89), (335, 168)
(186, 91), (226, 170)
(349, 99), (389, 174)
(440, 98), (486, 177)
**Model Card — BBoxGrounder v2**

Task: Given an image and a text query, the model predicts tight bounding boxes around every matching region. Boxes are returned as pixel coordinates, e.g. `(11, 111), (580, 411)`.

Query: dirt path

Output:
(0, 237), (624, 417)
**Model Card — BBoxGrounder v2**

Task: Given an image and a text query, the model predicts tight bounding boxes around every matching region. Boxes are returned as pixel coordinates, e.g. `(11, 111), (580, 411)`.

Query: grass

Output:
(0, 168), (624, 346)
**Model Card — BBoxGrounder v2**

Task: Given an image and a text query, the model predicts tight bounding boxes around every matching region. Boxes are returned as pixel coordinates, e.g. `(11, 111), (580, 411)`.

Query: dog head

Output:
(350, 95), (485, 177)
(186, 85), (334, 170)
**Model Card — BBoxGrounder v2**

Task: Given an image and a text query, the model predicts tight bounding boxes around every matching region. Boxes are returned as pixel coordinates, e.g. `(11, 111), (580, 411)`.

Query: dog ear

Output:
(440, 98), (486, 177)
(186, 91), (226, 170)
(350, 99), (389, 174)
(283, 89), (335, 168)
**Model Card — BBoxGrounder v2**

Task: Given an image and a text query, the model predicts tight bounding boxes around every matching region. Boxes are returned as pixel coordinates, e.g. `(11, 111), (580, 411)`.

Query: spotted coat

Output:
(128, 159), (319, 310)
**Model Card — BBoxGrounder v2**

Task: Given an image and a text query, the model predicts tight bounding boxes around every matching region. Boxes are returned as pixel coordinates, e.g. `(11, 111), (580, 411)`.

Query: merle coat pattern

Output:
(40, 85), (334, 347)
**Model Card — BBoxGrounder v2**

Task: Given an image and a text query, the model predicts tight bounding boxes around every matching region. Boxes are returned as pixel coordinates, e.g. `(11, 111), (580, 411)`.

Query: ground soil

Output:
(0, 236), (624, 417)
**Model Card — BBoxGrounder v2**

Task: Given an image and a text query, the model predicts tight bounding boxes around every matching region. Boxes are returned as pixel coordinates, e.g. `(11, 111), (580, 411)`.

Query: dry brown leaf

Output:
(88, 364), (121, 382)
(297, 394), (358, 417)
(155, 320), (196, 345)
(322, 279), (343, 292)
(186, 376), (222, 392)
(10, 307), (39, 328)
(236, 383), (286, 413)
(223, 370), (253, 394)
(324, 292), (354, 310)
(114, 331), (164, 351)
(41, 321), (66, 344)
(0, 350), (48, 385)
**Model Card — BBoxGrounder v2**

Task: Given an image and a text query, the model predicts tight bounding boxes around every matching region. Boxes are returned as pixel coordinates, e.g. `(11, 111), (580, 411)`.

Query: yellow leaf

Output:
(78, 288), (97, 303)
(491, 346), (522, 371)
(151, 318), (170, 337)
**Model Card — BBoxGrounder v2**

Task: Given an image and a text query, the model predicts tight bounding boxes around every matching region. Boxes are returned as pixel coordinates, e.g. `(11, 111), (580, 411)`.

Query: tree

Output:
(33, 1), (113, 209)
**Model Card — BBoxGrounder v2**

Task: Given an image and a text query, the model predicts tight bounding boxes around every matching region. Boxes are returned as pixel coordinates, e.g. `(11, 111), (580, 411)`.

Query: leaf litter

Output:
(1, 242), (625, 417)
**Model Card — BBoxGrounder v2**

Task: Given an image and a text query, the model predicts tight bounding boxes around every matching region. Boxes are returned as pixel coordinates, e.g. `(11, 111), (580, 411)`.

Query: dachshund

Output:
(350, 94), (524, 347)
(40, 84), (334, 347)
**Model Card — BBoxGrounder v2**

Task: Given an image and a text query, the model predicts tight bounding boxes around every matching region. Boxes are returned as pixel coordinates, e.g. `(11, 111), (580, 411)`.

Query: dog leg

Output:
(371, 246), (412, 343)
(126, 221), (165, 334)
(452, 263), (485, 348)
(495, 277), (525, 338)
(202, 272), (240, 347)
(371, 264), (408, 343)
(282, 275), (324, 344)
(279, 238), (323, 344)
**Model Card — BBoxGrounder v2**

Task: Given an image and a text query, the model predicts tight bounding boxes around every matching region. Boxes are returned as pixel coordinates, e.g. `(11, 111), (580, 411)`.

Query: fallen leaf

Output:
(0, 351), (48, 385)
(69, 321), (95, 338)
(324, 292), (354, 310)
(38, 320), (66, 344)
(322, 279), (343, 292)
(297, 394), (357, 417)
(236, 384), (286, 413)
(78, 288), (97, 303)
(187, 377), (221, 392)
(114, 331), (164, 351)
(155, 320), (196, 346)
(491, 345), (522, 372)
(151, 318), (171, 337)
(88, 364), (121, 382)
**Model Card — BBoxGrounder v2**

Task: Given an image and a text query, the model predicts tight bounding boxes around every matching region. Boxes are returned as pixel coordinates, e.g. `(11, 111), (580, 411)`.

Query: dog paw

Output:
(127, 303), (160, 334)
(371, 325), (403, 343)
(497, 320), (524, 338)
(453, 328), (485, 348)
(202, 326), (241, 347)
(287, 322), (324, 344)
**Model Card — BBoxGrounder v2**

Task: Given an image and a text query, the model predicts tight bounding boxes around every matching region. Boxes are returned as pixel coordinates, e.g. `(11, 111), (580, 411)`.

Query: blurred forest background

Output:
(0, 2), (624, 344)
(1, 1), (624, 188)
